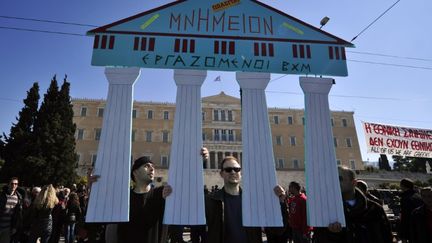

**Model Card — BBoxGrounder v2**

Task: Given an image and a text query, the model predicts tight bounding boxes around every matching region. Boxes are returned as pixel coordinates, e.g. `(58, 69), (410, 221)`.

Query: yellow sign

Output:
(212, 0), (240, 12)
(282, 22), (304, 35)
(140, 14), (160, 30)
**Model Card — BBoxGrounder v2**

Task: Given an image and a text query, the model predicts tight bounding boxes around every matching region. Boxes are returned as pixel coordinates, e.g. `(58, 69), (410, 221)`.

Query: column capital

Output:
(299, 77), (334, 95)
(236, 72), (270, 90)
(104, 67), (141, 85)
(174, 69), (207, 86)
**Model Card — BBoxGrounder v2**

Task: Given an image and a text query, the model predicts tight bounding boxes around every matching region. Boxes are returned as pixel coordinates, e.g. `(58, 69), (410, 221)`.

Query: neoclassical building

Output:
(72, 92), (363, 177)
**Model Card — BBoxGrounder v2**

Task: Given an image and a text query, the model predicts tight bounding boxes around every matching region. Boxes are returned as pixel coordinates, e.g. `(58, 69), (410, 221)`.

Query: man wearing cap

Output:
(0, 177), (22, 243)
(100, 149), (209, 243)
(116, 156), (172, 243)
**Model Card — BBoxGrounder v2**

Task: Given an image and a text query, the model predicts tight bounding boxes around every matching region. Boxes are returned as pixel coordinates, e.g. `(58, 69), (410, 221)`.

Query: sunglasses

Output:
(10, 183), (18, 185)
(222, 167), (241, 173)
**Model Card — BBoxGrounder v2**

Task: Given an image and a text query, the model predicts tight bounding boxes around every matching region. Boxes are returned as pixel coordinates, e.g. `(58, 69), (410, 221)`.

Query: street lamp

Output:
(320, 16), (330, 29)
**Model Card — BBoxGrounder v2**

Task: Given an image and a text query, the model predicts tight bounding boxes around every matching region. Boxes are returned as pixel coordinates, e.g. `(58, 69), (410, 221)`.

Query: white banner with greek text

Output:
(362, 121), (432, 158)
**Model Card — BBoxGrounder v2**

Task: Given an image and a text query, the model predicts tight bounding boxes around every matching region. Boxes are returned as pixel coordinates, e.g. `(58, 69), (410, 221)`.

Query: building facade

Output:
(72, 92), (363, 177)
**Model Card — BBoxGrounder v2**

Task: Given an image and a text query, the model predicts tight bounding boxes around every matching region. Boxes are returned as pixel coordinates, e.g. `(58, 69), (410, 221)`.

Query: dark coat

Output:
(400, 189), (423, 239)
(314, 188), (393, 243)
(205, 187), (262, 243)
(0, 186), (23, 231)
(409, 205), (432, 243)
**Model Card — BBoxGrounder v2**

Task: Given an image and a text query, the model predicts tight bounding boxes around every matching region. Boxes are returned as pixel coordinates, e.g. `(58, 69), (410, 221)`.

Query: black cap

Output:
(131, 157), (153, 181)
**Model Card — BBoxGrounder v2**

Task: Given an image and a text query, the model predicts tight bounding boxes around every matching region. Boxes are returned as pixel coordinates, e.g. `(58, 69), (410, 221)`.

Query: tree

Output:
(392, 155), (431, 173)
(33, 76), (78, 186)
(0, 83), (40, 185)
(53, 76), (78, 185)
(378, 154), (391, 171)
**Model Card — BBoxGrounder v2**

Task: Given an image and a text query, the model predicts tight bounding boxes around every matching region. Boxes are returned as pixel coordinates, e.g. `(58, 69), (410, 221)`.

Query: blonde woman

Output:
(28, 184), (58, 243)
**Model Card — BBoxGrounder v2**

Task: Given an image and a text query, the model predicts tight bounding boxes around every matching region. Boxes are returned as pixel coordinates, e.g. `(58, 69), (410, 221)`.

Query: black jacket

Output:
(0, 186), (23, 231)
(409, 205), (432, 243)
(314, 188), (393, 243)
(400, 189), (423, 239)
(205, 188), (262, 243)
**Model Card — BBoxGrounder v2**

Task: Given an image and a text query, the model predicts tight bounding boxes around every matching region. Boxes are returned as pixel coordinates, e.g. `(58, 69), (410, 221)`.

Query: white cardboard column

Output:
(86, 67), (140, 222)
(300, 77), (346, 227)
(164, 69), (206, 225)
(236, 72), (283, 227)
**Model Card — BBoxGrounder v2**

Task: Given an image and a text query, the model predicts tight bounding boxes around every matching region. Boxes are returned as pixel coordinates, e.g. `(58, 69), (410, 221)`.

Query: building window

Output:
(213, 110), (219, 121)
(221, 110), (226, 121)
(77, 129), (84, 140)
(97, 108), (104, 117)
(293, 159), (299, 169)
(333, 137), (338, 147)
(132, 109), (137, 119)
(202, 133), (206, 141)
(163, 111), (169, 120)
(302, 117), (305, 125)
(346, 138), (352, 148)
(131, 130), (136, 142)
(202, 112), (205, 121)
(214, 129), (220, 141)
(331, 118), (334, 127)
(145, 131), (152, 142)
(161, 156), (169, 167)
(228, 130), (234, 141)
(91, 154), (97, 167)
(273, 116), (279, 124)
(76, 153), (81, 162)
(290, 136), (296, 146)
(228, 110), (233, 121)
(288, 116), (293, 125)
(350, 160), (356, 170)
(80, 107), (87, 117)
(337, 159), (341, 165)
(342, 118), (348, 127)
(147, 110), (153, 119)
(221, 130), (227, 141)
(95, 128), (101, 141)
(276, 158), (284, 169)
(276, 136), (282, 146)
(162, 131), (169, 143)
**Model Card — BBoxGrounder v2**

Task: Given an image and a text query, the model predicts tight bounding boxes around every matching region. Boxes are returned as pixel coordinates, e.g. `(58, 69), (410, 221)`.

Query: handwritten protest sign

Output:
(362, 121), (432, 158)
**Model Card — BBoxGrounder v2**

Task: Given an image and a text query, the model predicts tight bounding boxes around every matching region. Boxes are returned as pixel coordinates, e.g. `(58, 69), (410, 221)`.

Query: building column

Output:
(300, 77), (346, 227)
(164, 69), (206, 225)
(236, 72), (283, 227)
(86, 67), (140, 222)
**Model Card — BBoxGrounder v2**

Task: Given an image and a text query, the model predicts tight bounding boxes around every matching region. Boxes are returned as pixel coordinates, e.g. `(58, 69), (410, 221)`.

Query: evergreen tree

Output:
(54, 76), (78, 185)
(378, 154), (391, 171)
(0, 83), (40, 185)
(33, 76), (61, 185)
(33, 75), (78, 186)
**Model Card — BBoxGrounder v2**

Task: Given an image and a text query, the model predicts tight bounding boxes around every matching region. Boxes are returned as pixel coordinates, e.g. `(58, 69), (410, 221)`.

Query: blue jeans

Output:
(64, 223), (76, 243)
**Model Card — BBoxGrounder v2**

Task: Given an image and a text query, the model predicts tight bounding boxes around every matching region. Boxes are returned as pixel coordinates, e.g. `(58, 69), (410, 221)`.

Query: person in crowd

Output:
(205, 156), (262, 243)
(313, 166), (393, 243)
(30, 187), (41, 203)
(410, 187), (432, 243)
(0, 177), (23, 243)
(28, 184), (58, 243)
(399, 178), (423, 242)
(48, 190), (67, 243)
(286, 181), (310, 243)
(356, 180), (383, 205)
(64, 192), (82, 243)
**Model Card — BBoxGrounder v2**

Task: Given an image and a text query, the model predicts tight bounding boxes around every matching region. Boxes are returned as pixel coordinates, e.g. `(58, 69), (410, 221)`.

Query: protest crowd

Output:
(1, 150), (431, 243)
